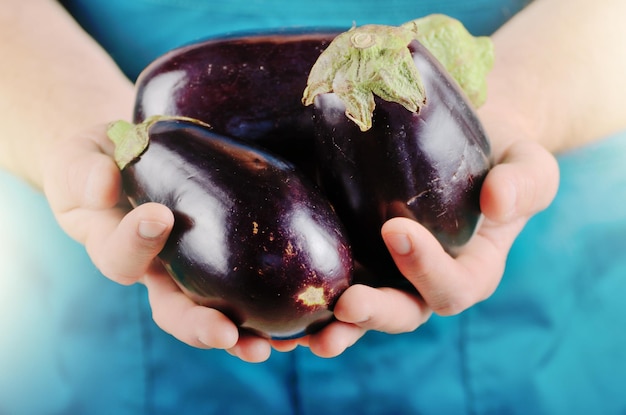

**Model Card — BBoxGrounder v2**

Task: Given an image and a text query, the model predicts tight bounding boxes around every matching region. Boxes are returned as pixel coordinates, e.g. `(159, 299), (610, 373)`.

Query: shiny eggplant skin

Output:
(311, 40), (491, 286)
(120, 118), (353, 339)
(133, 30), (339, 176)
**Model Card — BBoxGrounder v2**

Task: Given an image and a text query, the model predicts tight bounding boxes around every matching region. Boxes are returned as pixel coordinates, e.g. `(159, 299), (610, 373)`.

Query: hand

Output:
(42, 124), (275, 363)
(273, 135), (559, 358)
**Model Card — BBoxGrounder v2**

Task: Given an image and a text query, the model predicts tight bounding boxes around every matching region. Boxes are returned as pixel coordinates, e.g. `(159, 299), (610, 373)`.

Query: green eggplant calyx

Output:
(302, 23), (426, 132)
(403, 14), (494, 108)
(107, 119), (151, 170)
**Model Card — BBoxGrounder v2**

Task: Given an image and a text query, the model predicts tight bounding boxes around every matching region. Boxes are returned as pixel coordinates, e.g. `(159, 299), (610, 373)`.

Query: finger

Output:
(143, 271), (240, 350)
(381, 217), (506, 316)
(270, 338), (303, 353)
(270, 335), (317, 353)
(306, 320), (366, 358)
(481, 139), (559, 223)
(333, 284), (431, 333)
(226, 333), (273, 363)
(85, 202), (174, 285)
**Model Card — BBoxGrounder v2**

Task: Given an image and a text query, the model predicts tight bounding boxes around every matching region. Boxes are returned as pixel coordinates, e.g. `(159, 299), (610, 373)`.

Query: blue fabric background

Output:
(2, 1), (625, 413)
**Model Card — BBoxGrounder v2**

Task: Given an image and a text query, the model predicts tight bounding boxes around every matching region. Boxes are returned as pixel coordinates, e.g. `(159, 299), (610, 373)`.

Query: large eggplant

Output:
(302, 22), (493, 286)
(133, 30), (340, 176)
(107, 116), (353, 339)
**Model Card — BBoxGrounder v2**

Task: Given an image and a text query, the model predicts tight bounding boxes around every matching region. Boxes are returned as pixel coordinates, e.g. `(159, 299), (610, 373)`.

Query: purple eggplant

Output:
(107, 116), (353, 339)
(302, 23), (492, 286)
(133, 30), (341, 177)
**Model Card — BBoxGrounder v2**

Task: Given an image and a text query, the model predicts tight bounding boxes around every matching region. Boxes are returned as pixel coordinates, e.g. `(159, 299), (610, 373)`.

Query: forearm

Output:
(479, 0), (626, 154)
(0, 0), (134, 189)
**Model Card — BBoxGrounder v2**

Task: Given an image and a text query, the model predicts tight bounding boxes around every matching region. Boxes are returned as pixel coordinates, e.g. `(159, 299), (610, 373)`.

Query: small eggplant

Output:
(302, 21), (493, 286)
(133, 30), (340, 177)
(107, 116), (353, 339)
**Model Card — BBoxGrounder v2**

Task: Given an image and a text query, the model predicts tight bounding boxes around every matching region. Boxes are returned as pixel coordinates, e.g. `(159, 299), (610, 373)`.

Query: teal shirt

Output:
(2, 1), (626, 414)
(60, 0), (529, 81)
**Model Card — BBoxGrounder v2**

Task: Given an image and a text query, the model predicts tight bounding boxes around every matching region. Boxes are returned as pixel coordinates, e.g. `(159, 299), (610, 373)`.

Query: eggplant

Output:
(302, 22), (492, 286)
(133, 30), (341, 177)
(106, 116), (353, 339)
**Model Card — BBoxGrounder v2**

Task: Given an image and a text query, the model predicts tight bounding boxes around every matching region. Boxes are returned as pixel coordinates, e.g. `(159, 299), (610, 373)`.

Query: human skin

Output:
(1, 0), (625, 362)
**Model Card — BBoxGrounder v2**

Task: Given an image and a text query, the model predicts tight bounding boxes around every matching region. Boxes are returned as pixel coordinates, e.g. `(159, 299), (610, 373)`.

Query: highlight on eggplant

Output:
(302, 16), (494, 286)
(106, 116), (353, 339)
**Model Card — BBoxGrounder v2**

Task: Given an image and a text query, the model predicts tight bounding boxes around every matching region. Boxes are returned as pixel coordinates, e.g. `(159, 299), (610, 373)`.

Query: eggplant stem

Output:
(350, 32), (376, 49)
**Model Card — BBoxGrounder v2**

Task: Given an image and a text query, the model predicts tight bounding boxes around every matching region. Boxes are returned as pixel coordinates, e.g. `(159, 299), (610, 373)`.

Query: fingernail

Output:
(385, 232), (412, 256)
(138, 220), (168, 240)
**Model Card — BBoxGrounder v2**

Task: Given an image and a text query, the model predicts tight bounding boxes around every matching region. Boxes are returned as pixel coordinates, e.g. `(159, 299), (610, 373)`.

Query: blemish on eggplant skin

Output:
(297, 286), (327, 307)
(284, 241), (296, 258)
(407, 190), (429, 206)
